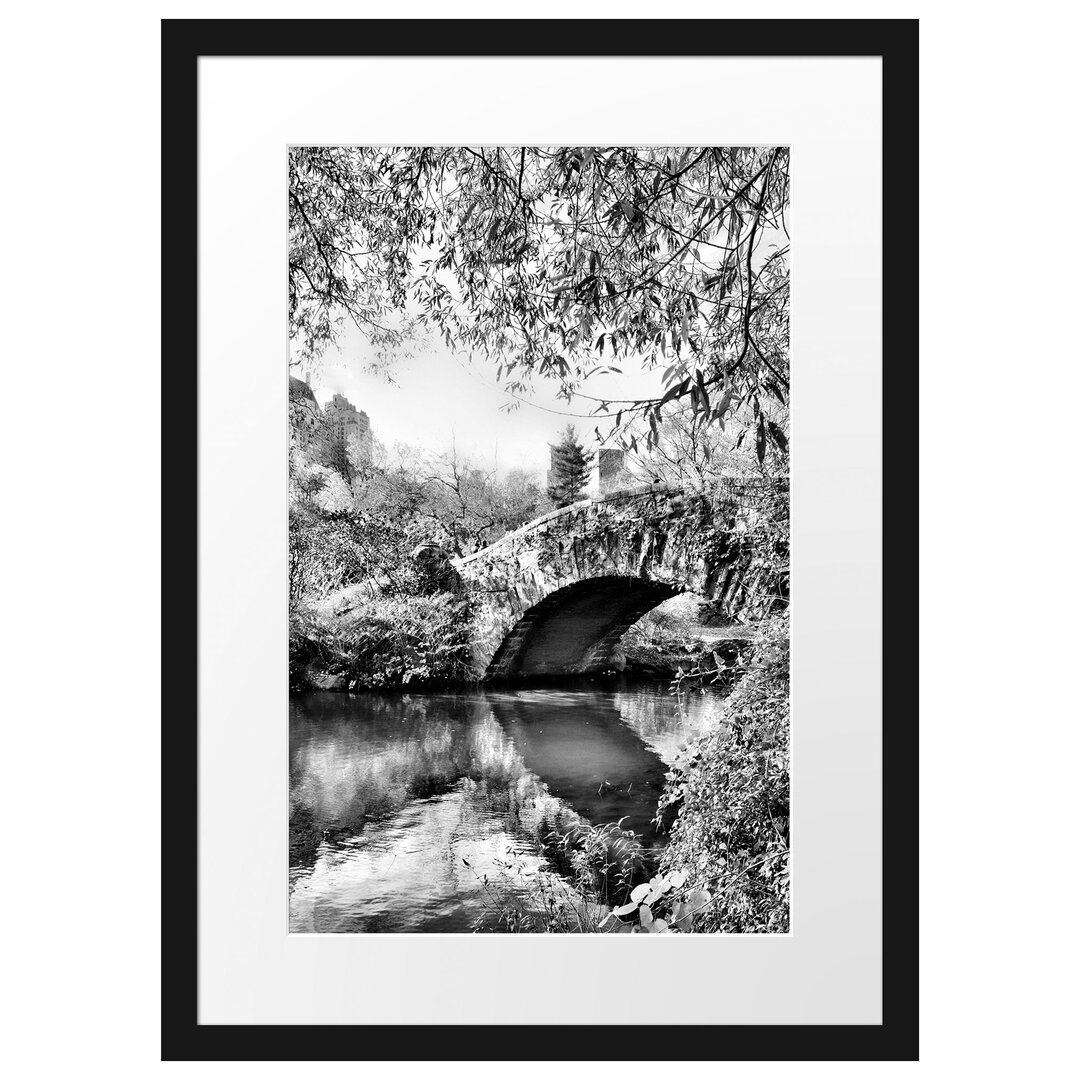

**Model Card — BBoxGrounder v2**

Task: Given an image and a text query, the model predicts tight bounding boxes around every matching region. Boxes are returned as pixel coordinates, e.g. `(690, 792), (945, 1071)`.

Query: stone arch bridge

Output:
(452, 480), (788, 680)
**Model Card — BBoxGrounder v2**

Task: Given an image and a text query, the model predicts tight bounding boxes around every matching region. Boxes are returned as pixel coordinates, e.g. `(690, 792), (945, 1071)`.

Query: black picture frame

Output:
(162, 18), (918, 1061)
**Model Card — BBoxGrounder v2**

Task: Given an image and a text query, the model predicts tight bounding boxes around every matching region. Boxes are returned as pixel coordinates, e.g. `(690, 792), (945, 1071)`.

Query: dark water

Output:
(289, 681), (723, 933)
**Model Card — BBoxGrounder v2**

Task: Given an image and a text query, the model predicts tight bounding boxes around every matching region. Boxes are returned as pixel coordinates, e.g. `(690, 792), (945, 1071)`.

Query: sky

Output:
(302, 323), (669, 478)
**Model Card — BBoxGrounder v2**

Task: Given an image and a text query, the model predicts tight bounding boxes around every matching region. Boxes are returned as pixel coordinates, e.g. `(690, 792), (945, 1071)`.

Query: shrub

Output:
(290, 592), (474, 689)
(289, 505), (421, 602)
(471, 825), (723, 935)
(469, 819), (649, 933)
(622, 603), (703, 657)
(656, 611), (790, 933)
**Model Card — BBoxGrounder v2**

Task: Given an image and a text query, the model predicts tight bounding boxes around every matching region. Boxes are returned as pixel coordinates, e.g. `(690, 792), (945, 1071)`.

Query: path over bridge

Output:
(454, 479), (788, 680)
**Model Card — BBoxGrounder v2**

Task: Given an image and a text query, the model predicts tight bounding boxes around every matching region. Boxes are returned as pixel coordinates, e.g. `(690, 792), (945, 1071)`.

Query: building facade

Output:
(288, 375), (373, 479)
(598, 447), (634, 493)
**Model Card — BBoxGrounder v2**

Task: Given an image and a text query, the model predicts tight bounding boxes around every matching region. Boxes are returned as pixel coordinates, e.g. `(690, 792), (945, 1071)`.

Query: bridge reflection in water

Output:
(288, 683), (721, 933)
(484, 689), (669, 842)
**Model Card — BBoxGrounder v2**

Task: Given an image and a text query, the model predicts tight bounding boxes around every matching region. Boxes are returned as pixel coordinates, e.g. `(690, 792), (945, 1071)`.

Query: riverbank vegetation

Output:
(290, 592), (473, 691)
(658, 611), (789, 932)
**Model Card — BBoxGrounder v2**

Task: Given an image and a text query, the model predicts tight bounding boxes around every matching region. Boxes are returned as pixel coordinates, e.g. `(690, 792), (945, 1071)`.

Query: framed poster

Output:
(163, 18), (917, 1060)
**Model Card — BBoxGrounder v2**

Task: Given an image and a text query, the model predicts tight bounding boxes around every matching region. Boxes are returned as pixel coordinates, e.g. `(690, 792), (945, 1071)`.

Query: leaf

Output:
(659, 377), (690, 408)
(767, 420), (788, 452)
(672, 901), (693, 931)
(639, 904), (654, 928)
(695, 370), (710, 412)
(688, 887), (711, 911)
(630, 882), (652, 904)
(613, 902), (639, 918)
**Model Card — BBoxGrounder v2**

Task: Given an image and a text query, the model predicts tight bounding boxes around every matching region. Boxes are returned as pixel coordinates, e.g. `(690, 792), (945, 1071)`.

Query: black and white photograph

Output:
(287, 145), (791, 934)
(15, 5), (1080, 1070)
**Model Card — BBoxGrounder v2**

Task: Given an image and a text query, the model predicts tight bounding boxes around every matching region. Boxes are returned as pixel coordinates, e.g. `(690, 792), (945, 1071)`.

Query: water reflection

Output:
(486, 690), (669, 843)
(289, 682), (721, 933)
(614, 685), (723, 764)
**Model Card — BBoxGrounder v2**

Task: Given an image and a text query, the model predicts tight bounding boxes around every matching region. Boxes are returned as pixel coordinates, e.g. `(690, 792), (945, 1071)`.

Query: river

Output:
(289, 680), (724, 933)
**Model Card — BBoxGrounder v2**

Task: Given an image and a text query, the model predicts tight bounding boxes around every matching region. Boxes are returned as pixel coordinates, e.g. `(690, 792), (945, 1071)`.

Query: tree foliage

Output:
(546, 424), (594, 507)
(289, 433), (552, 607)
(289, 148), (423, 365)
(288, 504), (422, 603)
(289, 146), (790, 454)
(631, 399), (789, 489)
(417, 447), (548, 556)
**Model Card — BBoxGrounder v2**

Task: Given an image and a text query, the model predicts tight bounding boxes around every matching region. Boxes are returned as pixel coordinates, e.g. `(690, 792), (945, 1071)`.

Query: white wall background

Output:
(1, 1), (1077, 1076)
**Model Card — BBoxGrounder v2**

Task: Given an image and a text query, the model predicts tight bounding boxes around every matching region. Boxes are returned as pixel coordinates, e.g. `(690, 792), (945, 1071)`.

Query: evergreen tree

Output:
(546, 425), (594, 507)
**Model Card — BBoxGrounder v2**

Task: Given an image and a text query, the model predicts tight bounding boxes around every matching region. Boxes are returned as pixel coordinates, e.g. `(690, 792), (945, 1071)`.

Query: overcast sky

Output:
(303, 323), (669, 477)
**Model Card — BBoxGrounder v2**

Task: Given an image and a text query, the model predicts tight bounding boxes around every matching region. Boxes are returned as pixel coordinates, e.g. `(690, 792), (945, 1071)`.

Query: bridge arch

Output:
(454, 481), (787, 680)
(486, 575), (682, 679)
